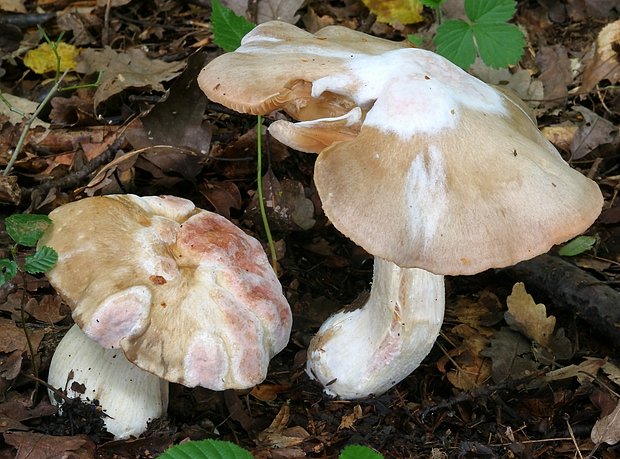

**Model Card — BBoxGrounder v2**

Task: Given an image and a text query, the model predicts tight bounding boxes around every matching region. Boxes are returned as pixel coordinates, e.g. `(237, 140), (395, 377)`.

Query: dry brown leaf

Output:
(504, 282), (555, 348)
(257, 405), (309, 448)
(592, 400), (620, 446)
(362, 0), (424, 25)
(570, 105), (618, 159)
(438, 325), (492, 390)
(581, 19), (620, 92)
(603, 361), (620, 387)
(541, 122), (578, 153)
(480, 327), (539, 383)
(76, 47), (185, 108)
(545, 357), (606, 384)
(3, 431), (95, 459)
(338, 404), (363, 430)
(250, 383), (290, 402)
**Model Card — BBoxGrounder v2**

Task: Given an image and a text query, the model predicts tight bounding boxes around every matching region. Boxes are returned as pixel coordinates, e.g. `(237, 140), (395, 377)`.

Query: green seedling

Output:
(433, 0), (525, 69)
(1, 214), (57, 285)
(159, 438), (384, 459)
(210, 2), (278, 271)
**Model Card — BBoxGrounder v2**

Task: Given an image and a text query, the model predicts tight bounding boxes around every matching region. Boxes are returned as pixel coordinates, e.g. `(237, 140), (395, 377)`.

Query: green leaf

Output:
(159, 439), (254, 459)
(473, 22), (525, 68)
(24, 246), (58, 274)
(0, 259), (18, 285)
(340, 445), (384, 459)
(5, 214), (52, 247)
(465, 0), (516, 23)
(211, 0), (255, 52)
(420, 0), (445, 8)
(407, 34), (425, 47)
(434, 19), (476, 69)
(558, 235), (598, 257)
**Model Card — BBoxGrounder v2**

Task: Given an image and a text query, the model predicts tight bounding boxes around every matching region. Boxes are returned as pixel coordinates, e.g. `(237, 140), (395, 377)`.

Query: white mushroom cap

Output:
(40, 194), (292, 390)
(48, 325), (168, 439)
(199, 21), (603, 275)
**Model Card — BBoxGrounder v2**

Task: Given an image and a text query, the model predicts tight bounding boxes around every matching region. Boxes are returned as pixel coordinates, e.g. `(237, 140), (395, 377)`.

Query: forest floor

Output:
(0, 0), (619, 458)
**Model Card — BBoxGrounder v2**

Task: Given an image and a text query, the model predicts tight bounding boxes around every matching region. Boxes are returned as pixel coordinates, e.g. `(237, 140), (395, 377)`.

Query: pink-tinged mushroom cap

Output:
(39, 194), (292, 390)
(198, 21), (603, 275)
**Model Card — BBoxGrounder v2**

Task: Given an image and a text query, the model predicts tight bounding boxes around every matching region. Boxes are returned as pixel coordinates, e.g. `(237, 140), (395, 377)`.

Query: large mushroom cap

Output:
(39, 194), (292, 390)
(197, 21), (406, 120)
(198, 21), (603, 275)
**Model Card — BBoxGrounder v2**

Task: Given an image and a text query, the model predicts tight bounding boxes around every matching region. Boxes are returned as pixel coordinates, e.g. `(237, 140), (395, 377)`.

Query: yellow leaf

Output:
(505, 282), (555, 348)
(362, 0), (424, 25)
(23, 42), (79, 75)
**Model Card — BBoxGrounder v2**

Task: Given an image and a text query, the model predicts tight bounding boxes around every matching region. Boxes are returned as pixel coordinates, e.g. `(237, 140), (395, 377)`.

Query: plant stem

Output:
(2, 70), (68, 176)
(256, 115), (278, 273)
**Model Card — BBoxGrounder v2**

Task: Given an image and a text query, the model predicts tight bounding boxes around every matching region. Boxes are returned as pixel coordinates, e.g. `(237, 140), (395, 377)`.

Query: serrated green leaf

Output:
(340, 445), (384, 459)
(465, 0), (516, 23)
(24, 246), (58, 274)
(0, 259), (18, 285)
(434, 20), (476, 69)
(473, 22), (525, 68)
(558, 235), (598, 257)
(159, 439), (254, 459)
(211, 0), (255, 52)
(5, 214), (52, 247)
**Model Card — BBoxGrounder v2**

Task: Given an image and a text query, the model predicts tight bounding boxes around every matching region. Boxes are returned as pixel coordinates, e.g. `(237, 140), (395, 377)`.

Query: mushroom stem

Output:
(48, 325), (169, 439)
(306, 257), (445, 399)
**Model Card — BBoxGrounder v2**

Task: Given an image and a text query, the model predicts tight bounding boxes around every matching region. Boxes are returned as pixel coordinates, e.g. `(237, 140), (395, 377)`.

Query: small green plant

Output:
(159, 439), (384, 459)
(432, 0), (525, 69)
(1, 214), (58, 286)
(558, 235), (598, 257)
(210, 0), (255, 52)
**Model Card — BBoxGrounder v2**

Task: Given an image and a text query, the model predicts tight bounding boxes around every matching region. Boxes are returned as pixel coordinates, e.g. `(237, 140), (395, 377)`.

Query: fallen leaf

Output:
(223, 0), (305, 23)
(535, 44), (571, 109)
(362, 0), (424, 25)
(470, 60), (544, 111)
(338, 404), (363, 430)
(0, 0), (26, 13)
(581, 20), (620, 92)
(504, 282), (555, 348)
(76, 46), (185, 108)
(23, 42), (79, 75)
(480, 327), (539, 383)
(198, 181), (242, 219)
(592, 400), (620, 446)
(544, 357), (606, 384)
(603, 361), (620, 388)
(570, 105), (618, 159)
(439, 324), (492, 390)
(3, 431), (95, 459)
(541, 122), (578, 153)
(250, 383), (290, 402)
(257, 405), (309, 448)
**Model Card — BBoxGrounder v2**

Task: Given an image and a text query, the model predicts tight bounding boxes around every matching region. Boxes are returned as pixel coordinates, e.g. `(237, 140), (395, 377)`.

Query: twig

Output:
(2, 70), (69, 177)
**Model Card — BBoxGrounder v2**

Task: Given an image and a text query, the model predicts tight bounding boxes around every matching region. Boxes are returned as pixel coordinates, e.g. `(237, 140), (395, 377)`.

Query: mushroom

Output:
(198, 22), (603, 398)
(41, 194), (292, 437)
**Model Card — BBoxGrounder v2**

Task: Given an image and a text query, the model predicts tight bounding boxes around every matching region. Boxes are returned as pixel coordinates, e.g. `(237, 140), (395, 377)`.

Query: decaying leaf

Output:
(544, 357), (606, 384)
(581, 19), (620, 92)
(541, 122), (578, 153)
(3, 431), (95, 459)
(338, 404), (363, 430)
(257, 0), (306, 24)
(361, 0), (424, 25)
(504, 282), (555, 348)
(257, 404), (309, 448)
(602, 361), (620, 387)
(592, 400), (620, 446)
(480, 327), (539, 383)
(438, 324), (492, 390)
(76, 47), (185, 108)
(570, 105), (618, 159)
(470, 61), (544, 111)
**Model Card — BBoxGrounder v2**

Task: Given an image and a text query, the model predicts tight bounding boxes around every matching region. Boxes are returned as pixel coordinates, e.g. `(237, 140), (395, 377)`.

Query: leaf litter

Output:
(0, 0), (618, 458)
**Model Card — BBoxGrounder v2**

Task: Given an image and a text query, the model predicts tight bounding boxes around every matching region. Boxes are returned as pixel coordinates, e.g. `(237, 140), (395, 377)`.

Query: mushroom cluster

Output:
(198, 22), (603, 398)
(41, 194), (292, 438)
